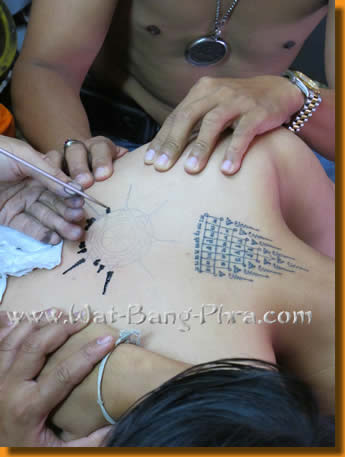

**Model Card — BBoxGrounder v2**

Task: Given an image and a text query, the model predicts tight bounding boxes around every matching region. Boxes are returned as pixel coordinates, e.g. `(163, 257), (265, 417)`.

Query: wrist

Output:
(280, 75), (305, 123)
(103, 344), (190, 422)
(281, 71), (322, 132)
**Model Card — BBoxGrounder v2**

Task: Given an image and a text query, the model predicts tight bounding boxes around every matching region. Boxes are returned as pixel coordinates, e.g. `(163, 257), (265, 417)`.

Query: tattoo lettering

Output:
(194, 213), (309, 282)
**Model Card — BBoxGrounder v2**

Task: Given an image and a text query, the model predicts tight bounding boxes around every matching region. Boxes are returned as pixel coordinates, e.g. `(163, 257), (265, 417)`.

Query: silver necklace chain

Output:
(214, 0), (240, 36)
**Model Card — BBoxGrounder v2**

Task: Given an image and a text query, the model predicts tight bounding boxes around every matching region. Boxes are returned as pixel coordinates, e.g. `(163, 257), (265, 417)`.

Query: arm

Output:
(296, 2), (335, 160)
(39, 324), (189, 440)
(11, 0), (123, 188)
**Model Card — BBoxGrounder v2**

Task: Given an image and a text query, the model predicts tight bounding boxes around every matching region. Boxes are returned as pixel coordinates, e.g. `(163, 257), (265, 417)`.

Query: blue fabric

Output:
(312, 150), (335, 182)
(110, 137), (143, 152)
(110, 137), (335, 182)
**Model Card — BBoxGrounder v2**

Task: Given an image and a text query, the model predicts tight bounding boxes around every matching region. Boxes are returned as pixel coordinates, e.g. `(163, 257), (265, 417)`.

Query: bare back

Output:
(2, 129), (334, 410)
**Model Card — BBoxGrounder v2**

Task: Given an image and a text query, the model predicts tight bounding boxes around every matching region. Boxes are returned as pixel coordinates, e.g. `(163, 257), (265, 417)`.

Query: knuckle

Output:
(55, 364), (73, 386)
(197, 76), (214, 89)
(0, 339), (15, 353)
(202, 111), (222, 129)
(162, 137), (180, 155)
(175, 108), (194, 123)
(21, 335), (42, 354)
(80, 345), (95, 366)
(218, 86), (235, 99)
(193, 139), (210, 154)
(12, 398), (36, 423)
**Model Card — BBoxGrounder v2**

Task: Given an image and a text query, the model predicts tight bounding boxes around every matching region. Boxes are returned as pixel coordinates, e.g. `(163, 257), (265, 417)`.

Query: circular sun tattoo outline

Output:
(62, 186), (175, 295)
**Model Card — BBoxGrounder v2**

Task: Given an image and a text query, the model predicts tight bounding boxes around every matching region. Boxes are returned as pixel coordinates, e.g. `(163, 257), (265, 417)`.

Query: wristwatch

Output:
(282, 70), (322, 133)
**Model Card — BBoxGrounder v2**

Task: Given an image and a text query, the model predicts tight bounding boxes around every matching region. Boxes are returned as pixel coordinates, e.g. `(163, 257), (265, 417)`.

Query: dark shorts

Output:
(80, 73), (160, 145)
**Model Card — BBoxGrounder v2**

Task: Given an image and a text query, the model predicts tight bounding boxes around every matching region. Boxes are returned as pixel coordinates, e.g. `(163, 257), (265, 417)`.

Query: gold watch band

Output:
(283, 71), (322, 133)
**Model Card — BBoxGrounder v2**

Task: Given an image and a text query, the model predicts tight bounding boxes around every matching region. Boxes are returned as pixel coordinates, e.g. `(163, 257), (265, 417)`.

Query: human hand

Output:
(63, 136), (128, 189)
(0, 309), (115, 447)
(144, 75), (304, 175)
(0, 148), (86, 244)
(0, 136), (82, 198)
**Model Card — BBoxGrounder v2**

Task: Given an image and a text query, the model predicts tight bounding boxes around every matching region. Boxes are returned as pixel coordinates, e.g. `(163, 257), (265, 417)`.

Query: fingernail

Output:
(94, 167), (109, 179)
(221, 160), (234, 174)
(97, 335), (114, 345)
(71, 227), (82, 239)
(185, 156), (198, 171)
(75, 173), (91, 185)
(156, 154), (169, 169)
(145, 149), (155, 163)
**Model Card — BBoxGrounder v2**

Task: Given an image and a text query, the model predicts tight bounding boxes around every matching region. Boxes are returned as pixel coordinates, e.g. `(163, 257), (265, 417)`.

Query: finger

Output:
(144, 113), (176, 165)
(9, 316), (87, 381)
(221, 114), (261, 175)
(9, 212), (62, 245)
(65, 142), (94, 189)
(152, 98), (217, 172)
(0, 312), (16, 343)
(22, 150), (77, 199)
(64, 426), (113, 447)
(86, 137), (116, 181)
(0, 312), (55, 376)
(38, 336), (116, 414)
(0, 180), (44, 226)
(184, 105), (240, 174)
(64, 196), (85, 209)
(26, 201), (83, 241)
(39, 190), (85, 223)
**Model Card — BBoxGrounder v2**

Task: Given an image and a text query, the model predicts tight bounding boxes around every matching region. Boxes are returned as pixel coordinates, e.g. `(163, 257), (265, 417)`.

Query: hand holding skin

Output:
(145, 75), (304, 175)
(63, 136), (128, 189)
(0, 137), (87, 244)
(0, 136), (81, 196)
(0, 309), (115, 447)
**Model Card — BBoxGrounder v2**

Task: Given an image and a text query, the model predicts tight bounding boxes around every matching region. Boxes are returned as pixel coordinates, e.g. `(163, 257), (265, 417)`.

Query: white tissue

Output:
(0, 225), (63, 302)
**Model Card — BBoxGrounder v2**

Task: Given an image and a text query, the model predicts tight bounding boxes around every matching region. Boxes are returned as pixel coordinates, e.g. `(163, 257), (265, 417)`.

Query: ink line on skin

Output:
(62, 258), (86, 275)
(103, 271), (114, 295)
(85, 218), (96, 231)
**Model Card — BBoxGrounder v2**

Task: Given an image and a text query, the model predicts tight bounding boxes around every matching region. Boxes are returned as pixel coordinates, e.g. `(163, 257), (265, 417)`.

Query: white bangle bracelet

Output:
(97, 329), (141, 425)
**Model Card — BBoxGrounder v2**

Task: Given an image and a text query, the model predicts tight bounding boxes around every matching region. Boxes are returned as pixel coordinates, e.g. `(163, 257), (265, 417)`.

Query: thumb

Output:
(65, 426), (113, 448)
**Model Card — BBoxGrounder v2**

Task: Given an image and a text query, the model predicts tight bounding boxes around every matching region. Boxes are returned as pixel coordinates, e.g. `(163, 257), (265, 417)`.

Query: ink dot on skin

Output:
(77, 248), (87, 254)
(79, 241), (86, 249)
(146, 25), (161, 36)
(97, 265), (105, 274)
(94, 259), (101, 266)
(106, 207), (111, 214)
(283, 40), (296, 49)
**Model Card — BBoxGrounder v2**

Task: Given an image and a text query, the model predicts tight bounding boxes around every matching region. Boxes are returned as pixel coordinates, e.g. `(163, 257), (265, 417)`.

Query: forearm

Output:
(43, 324), (188, 439)
(11, 61), (91, 153)
(296, 88), (335, 161)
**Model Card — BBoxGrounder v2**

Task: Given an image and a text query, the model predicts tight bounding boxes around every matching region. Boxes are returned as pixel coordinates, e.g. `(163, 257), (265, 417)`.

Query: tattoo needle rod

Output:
(0, 146), (109, 210)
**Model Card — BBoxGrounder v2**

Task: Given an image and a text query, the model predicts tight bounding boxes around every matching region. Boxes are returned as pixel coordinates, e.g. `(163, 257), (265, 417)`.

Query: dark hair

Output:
(105, 359), (334, 447)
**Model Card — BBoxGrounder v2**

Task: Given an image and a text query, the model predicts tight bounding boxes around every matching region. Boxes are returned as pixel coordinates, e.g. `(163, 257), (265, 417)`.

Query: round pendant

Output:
(185, 36), (229, 66)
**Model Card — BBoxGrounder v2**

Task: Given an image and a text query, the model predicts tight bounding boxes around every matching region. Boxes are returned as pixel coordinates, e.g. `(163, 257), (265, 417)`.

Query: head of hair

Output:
(105, 359), (334, 447)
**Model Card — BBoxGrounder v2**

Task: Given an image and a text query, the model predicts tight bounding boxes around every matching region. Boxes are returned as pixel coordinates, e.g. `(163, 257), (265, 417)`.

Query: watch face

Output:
(295, 71), (320, 90)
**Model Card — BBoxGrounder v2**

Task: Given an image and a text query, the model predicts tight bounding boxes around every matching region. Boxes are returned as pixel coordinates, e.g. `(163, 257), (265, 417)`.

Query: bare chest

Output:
(126, 0), (327, 53)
